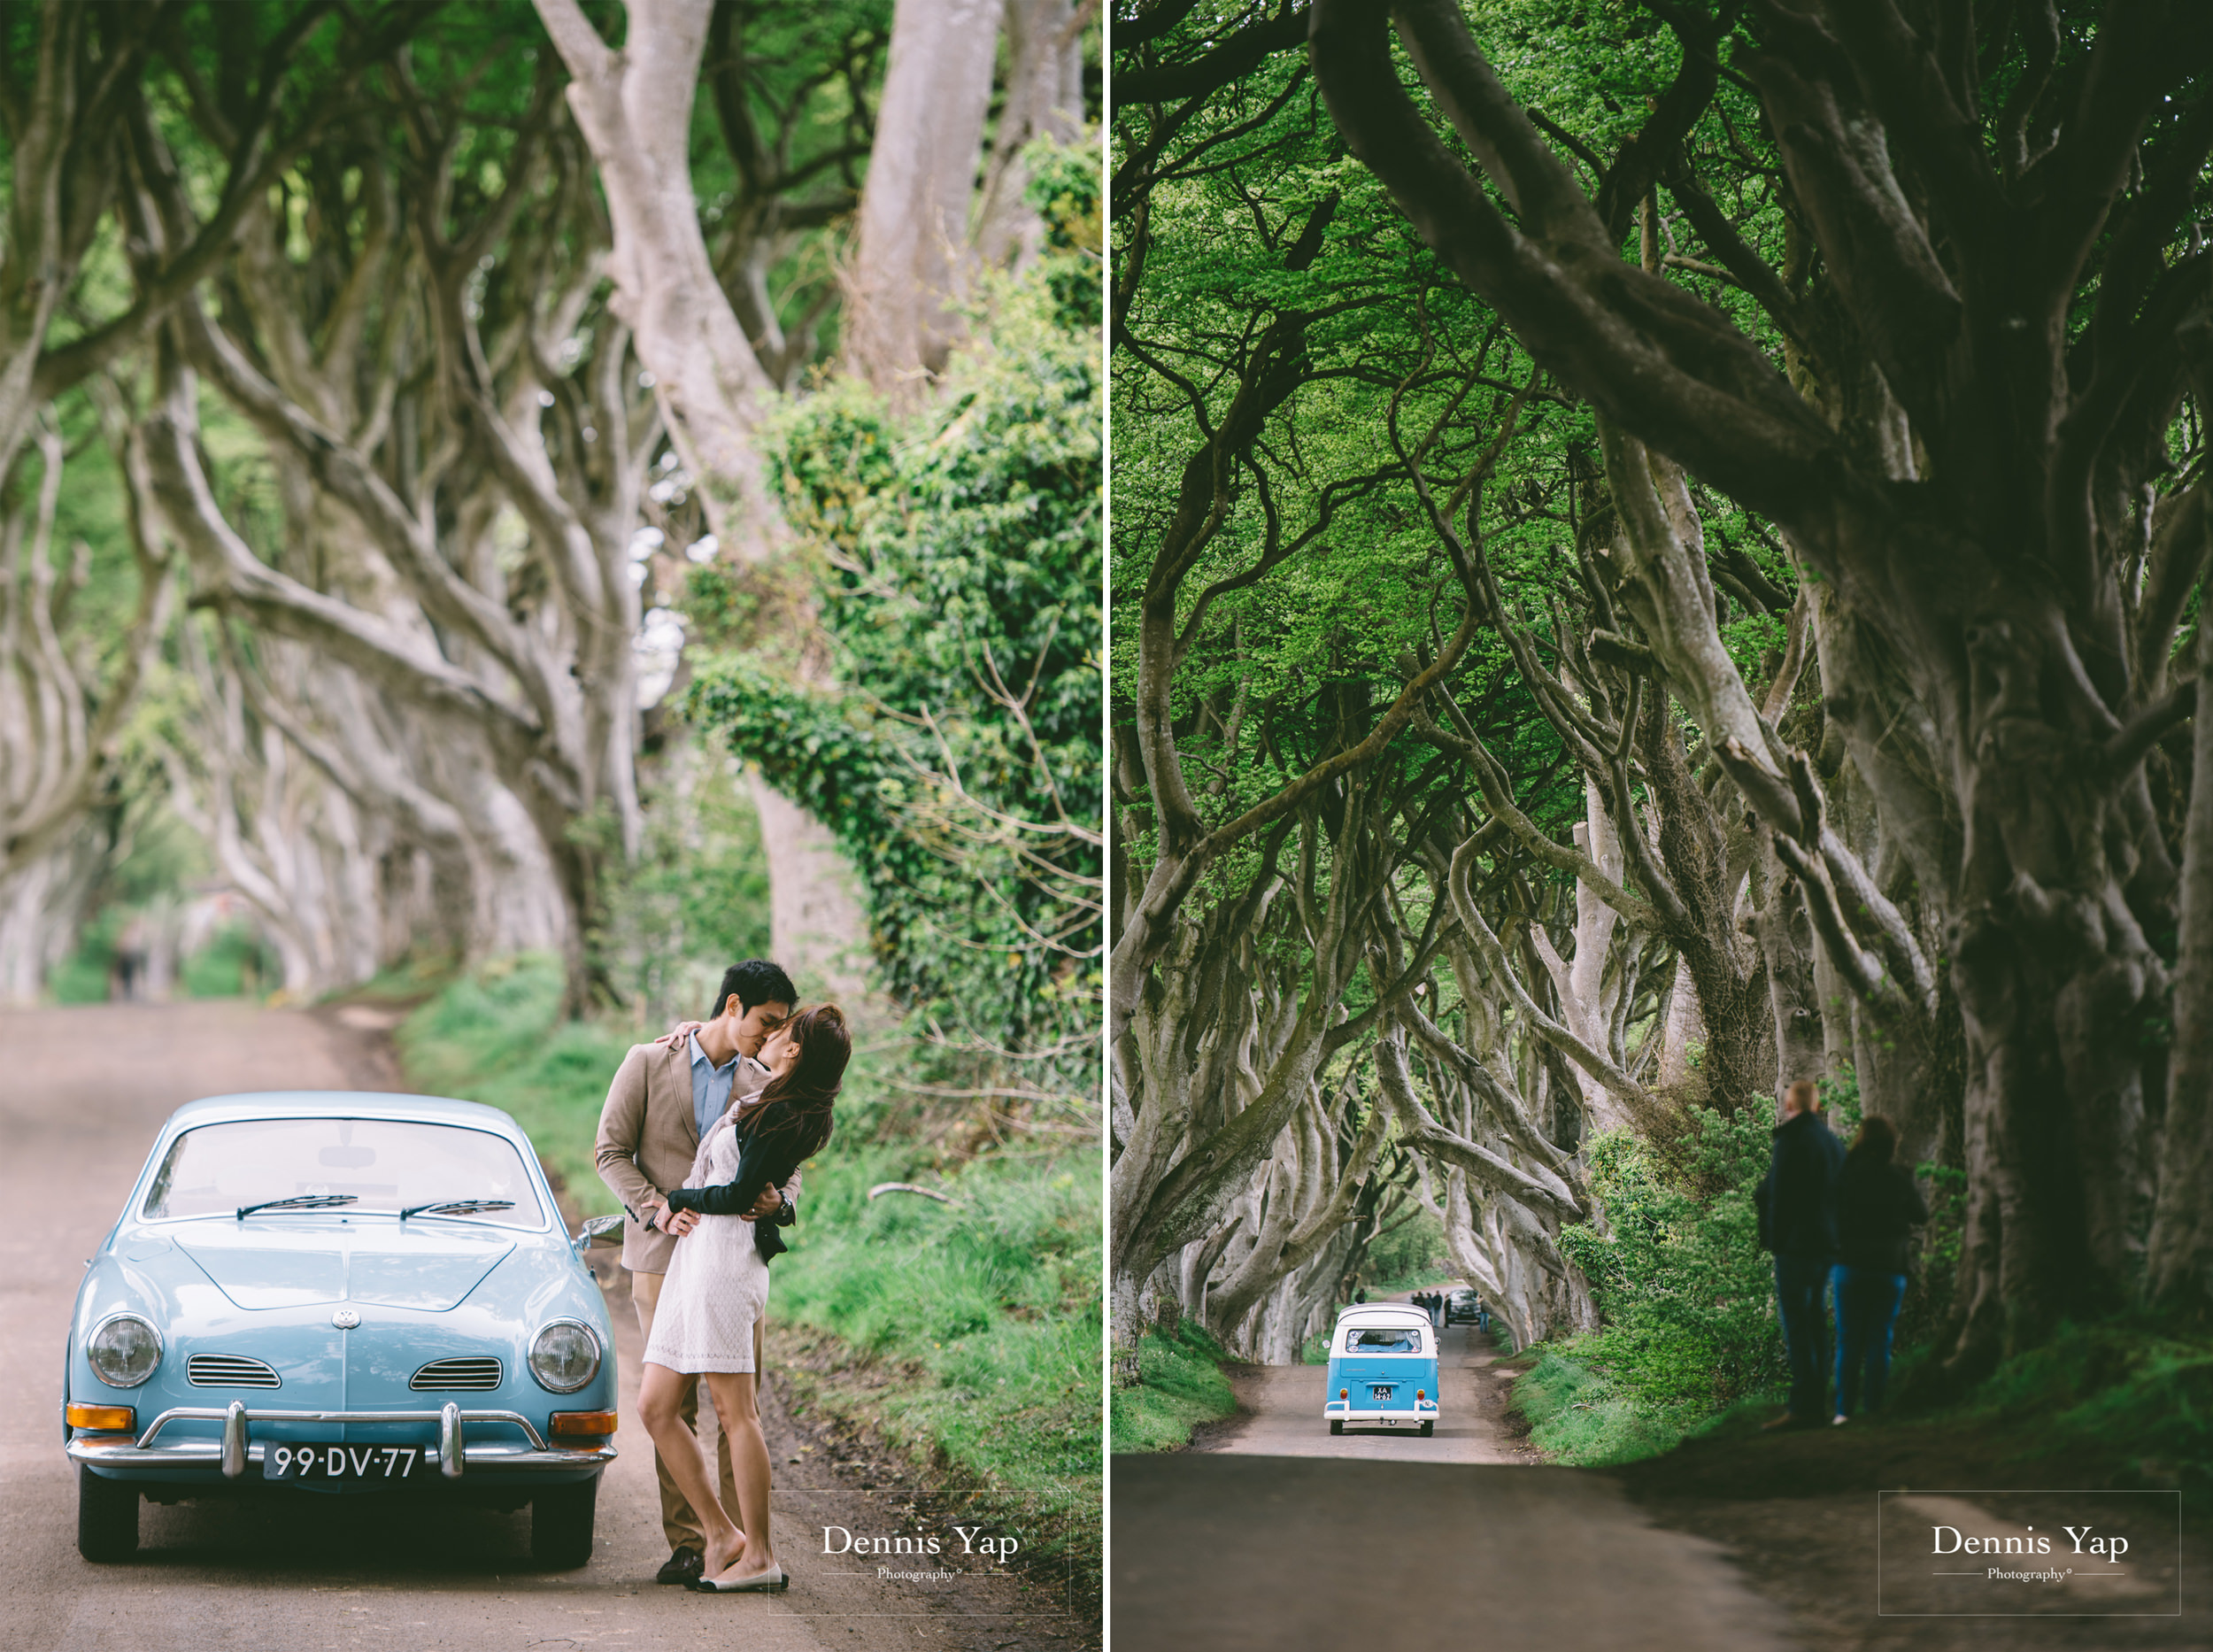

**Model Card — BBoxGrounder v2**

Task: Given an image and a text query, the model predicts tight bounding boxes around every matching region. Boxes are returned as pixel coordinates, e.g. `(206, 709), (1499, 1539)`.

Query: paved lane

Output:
(1112, 1455), (1792, 1652)
(1121, 1294), (1789, 1649)
(1198, 1313), (1524, 1463)
(0, 1003), (1066, 1652)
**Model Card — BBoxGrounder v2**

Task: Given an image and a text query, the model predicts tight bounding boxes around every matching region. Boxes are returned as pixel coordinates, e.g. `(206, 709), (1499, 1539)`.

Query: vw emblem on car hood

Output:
(332, 1308), (361, 1330)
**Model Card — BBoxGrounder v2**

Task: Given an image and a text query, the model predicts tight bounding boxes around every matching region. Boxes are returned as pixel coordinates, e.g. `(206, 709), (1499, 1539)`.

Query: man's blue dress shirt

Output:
(687, 1031), (740, 1143)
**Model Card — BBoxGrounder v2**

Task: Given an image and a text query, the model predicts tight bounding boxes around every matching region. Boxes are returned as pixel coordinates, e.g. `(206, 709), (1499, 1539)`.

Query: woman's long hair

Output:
(738, 1004), (849, 1161)
(1848, 1115), (1899, 1163)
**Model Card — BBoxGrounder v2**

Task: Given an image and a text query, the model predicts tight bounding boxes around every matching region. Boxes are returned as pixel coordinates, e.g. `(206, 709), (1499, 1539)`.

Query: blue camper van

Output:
(1323, 1304), (1439, 1437)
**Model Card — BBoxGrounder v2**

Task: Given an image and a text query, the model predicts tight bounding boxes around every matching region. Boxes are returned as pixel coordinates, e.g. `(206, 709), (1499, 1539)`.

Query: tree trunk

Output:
(973, 0), (1091, 272)
(2148, 617), (2213, 1316)
(746, 772), (876, 1007)
(1526, 787), (1633, 1132)
(844, 0), (1003, 395)
(1654, 954), (1704, 1089)
(0, 838), (104, 1004)
(536, 0), (783, 559)
(1940, 623), (2165, 1359)
(1753, 840), (1825, 1097)
(536, 0), (891, 1011)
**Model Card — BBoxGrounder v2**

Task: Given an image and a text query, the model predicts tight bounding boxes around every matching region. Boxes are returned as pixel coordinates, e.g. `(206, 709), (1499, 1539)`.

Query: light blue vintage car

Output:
(1322, 1304), (1440, 1437)
(63, 1092), (620, 1567)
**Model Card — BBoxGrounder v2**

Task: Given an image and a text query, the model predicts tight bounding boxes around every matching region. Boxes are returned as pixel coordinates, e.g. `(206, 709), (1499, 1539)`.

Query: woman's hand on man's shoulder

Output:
(654, 1020), (706, 1050)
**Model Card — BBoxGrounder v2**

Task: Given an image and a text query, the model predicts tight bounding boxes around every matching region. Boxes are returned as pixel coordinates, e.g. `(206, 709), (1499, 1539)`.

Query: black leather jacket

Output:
(664, 1121), (820, 1262)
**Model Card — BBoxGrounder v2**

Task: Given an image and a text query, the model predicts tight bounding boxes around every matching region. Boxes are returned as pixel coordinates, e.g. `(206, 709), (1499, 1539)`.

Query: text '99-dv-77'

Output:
(63, 1092), (621, 1567)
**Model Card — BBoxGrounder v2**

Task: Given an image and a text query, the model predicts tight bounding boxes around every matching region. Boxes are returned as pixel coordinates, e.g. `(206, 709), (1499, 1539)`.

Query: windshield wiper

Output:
(398, 1199), (516, 1220)
(235, 1193), (359, 1219)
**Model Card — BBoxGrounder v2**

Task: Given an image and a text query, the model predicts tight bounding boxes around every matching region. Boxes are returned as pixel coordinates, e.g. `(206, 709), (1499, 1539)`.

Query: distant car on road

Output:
(62, 1092), (619, 1566)
(1322, 1304), (1439, 1438)
(1445, 1290), (1485, 1326)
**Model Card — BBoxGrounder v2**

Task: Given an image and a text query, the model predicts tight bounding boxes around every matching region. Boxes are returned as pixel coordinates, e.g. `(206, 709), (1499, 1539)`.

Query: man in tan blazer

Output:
(596, 959), (798, 1584)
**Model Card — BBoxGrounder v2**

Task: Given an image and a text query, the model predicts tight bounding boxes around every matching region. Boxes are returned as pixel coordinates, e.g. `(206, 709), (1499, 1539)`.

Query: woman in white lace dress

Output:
(636, 1004), (849, 1594)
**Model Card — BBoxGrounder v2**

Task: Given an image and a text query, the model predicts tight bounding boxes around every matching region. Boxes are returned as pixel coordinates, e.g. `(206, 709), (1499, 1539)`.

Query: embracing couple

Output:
(594, 959), (851, 1594)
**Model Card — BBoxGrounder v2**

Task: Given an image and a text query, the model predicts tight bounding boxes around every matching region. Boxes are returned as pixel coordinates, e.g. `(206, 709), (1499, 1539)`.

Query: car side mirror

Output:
(573, 1215), (624, 1251)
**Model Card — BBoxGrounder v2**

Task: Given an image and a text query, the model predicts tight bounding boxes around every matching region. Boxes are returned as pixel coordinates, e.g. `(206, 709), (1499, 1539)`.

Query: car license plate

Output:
(1369, 1385), (1395, 1401)
(263, 1442), (421, 1480)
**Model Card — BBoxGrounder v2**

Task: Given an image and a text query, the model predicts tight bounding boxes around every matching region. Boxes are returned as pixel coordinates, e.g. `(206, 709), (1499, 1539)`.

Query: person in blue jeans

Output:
(1831, 1115), (1928, 1423)
(1756, 1079), (1846, 1427)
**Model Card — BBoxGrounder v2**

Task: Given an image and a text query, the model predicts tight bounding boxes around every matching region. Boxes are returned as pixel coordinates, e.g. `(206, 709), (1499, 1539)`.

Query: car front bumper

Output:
(68, 1401), (615, 1480)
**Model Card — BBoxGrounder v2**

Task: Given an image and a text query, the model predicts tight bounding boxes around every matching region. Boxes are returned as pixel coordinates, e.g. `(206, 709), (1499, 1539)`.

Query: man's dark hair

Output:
(715, 960), (797, 1017)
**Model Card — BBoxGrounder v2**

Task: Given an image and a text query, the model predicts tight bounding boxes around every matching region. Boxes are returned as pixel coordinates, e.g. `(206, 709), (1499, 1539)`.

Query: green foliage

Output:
(682, 0), (892, 363)
(769, 1148), (1102, 1548)
(1111, 1322), (1239, 1453)
(1109, 0), (1815, 986)
(180, 924), (281, 1000)
(1554, 1113), (1785, 1421)
(676, 562), (760, 649)
(47, 908), (124, 1005)
(35, 807), (212, 1003)
(688, 265), (1101, 1101)
(1963, 1323), (2213, 1494)
(1513, 1351), (1683, 1466)
(1361, 1205), (1450, 1289)
(1025, 131), (1103, 331)
(1817, 1062), (1863, 1141)
(582, 757), (772, 1029)
(391, 955), (1102, 1551)
(394, 955), (636, 1207)
(1895, 1162), (1968, 1355)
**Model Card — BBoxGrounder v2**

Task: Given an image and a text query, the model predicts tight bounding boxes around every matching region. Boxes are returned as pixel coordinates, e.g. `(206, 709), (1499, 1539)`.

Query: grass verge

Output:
(1517, 1315), (2213, 1494)
(384, 954), (1103, 1586)
(1945, 1318), (2213, 1492)
(1110, 1322), (1238, 1452)
(1510, 1350), (1695, 1466)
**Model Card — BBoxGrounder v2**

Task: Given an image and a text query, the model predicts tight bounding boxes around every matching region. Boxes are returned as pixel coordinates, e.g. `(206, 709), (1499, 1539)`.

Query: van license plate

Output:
(1369, 1385), (1394, 1401)
(264, 1443), (420, 1480)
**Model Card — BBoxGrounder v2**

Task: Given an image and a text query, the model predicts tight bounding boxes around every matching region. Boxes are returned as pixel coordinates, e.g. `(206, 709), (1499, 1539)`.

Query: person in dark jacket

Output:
(1756, 1079), (1846, 1426)
(1831, 1115), (1927, 1423)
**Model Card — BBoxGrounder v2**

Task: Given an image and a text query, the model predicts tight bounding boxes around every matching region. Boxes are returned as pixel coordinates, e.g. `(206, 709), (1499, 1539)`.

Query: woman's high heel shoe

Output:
(688, 1564), (788, 1594)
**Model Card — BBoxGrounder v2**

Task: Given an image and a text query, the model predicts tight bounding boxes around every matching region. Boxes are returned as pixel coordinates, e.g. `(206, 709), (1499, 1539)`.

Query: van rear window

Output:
(1346, 1327), (1422, 1353)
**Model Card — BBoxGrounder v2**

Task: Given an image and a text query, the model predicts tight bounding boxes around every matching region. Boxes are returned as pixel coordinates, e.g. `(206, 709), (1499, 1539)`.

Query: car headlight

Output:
(87, 1313), (163, 1388)
(528, 1320), (601, 1393)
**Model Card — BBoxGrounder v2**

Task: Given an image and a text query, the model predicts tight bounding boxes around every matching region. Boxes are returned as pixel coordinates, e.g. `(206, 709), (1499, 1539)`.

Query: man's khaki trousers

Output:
(628, 1268), (743, 1555)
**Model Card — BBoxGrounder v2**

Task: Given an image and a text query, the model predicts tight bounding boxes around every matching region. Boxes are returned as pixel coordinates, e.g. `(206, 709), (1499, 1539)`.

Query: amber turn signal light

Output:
(550, 1409), (618, 1440)
(66, 1403), (135, 1432)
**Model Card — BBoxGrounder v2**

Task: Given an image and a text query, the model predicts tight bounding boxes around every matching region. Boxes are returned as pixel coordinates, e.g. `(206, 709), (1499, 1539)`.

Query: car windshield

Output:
(1346, 1326), (1423, 1353)
(142, 1117), (544, 1228)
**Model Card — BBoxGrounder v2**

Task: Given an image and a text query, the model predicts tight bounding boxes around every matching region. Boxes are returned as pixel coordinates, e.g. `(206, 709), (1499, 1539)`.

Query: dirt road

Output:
(0, 1002), (1075, 1652)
